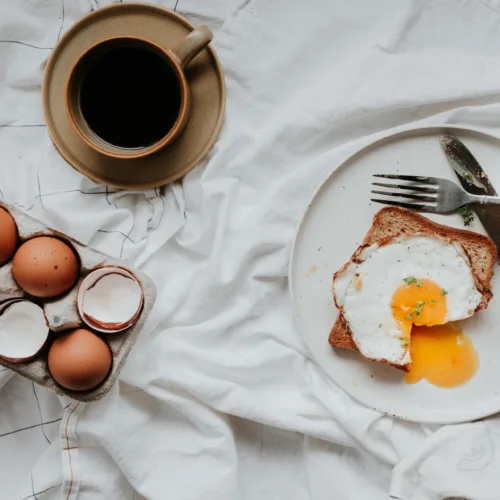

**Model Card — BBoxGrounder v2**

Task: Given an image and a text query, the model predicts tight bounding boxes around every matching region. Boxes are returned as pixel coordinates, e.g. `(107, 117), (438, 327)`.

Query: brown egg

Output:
(0, 208), (18, 265)
(48, 329), (112, 391)
(12, 237), (79, 298)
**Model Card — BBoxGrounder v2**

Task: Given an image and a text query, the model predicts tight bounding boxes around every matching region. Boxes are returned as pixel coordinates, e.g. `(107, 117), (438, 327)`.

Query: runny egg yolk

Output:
(390, 279), (478, 388)
(391, 279), (447, 339)
(404, 325), (478, 388)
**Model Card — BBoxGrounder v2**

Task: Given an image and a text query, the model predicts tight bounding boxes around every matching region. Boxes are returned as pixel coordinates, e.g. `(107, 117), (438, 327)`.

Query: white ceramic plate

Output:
(289, 125), (500, 424)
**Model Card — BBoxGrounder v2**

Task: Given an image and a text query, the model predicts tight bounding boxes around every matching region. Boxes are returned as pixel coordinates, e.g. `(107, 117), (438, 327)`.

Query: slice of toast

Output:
(329, 207), (497, 364)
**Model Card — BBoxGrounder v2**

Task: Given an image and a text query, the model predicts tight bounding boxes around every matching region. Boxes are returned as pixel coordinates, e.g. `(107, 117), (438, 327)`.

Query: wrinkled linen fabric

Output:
(2, 0), (500, 499)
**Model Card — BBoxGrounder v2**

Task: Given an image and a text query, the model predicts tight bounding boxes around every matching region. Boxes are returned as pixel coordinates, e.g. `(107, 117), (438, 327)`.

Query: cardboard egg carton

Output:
(0, 202), (156, 401)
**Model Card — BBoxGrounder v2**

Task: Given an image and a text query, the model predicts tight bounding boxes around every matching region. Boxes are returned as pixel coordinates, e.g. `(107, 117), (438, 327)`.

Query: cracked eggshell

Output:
(77, 267), (144, 334)
(0, 299), (50, 363)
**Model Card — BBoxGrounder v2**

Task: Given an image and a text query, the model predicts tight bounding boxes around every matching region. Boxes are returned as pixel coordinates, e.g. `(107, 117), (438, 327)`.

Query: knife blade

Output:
(440, 133), (500, 252)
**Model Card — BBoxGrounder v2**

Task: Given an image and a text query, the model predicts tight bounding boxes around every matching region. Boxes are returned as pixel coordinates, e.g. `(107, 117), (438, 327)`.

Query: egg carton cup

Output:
(0, 202), (156, 402)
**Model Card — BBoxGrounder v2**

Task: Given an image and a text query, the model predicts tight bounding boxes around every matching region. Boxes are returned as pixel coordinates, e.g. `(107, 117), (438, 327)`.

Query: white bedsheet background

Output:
(2, 0), (500, 499)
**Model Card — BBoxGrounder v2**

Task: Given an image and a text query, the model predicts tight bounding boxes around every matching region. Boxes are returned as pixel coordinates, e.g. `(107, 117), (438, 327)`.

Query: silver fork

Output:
(371, 174), (500, 213)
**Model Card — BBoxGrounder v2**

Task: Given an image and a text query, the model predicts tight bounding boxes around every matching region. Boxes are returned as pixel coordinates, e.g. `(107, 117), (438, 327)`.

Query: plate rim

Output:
(288, 123), (500, 424)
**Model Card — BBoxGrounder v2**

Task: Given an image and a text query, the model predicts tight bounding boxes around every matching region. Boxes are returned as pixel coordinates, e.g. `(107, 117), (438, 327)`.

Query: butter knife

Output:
(440, 133), (500, 252)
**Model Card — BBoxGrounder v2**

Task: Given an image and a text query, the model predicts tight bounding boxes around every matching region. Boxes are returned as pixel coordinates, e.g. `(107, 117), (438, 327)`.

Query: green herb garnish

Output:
(415, 301), (425, 318)
(458, 205), (474, 226)
(430, 300), (436, 305)
(402, 342), (409, 348)
(441, 289), (448, 296)
(403, 276), (422, 287)
(405, 313), (413, 320)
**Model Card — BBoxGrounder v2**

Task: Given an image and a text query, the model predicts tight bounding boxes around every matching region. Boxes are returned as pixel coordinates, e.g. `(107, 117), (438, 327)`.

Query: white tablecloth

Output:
(3, 0), (500, 499)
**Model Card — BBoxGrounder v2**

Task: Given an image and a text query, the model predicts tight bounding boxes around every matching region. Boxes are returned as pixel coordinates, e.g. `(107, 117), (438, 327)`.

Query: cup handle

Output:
(169, 26), (213, 70)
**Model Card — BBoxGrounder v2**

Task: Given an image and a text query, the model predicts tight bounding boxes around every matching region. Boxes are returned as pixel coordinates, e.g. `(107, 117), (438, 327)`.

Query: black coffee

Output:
(79, 45), (181, 149)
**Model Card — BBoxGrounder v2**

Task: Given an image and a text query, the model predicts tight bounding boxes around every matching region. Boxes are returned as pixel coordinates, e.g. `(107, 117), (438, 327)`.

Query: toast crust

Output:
(329, 207), (497, 370)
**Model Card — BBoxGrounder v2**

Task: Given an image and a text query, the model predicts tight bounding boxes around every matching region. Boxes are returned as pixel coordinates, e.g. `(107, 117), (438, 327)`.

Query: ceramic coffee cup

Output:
(66, 26), (213, 160)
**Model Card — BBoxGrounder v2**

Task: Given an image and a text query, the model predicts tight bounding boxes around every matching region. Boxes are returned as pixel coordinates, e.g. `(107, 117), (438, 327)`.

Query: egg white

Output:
(333, 235), (482, 366)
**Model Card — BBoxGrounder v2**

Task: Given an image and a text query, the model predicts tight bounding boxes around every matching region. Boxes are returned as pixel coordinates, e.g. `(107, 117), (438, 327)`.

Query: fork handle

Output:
(470, 194), (500, 205)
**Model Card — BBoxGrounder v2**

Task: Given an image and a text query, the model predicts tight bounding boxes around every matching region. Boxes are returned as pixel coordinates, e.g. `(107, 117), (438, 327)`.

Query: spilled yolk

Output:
(390, 279), (478, 388)
(404, 325), (478, 388)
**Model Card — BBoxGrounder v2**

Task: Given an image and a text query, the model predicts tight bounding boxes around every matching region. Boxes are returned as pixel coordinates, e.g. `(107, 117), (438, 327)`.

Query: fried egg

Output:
(333, 235), (482, 371)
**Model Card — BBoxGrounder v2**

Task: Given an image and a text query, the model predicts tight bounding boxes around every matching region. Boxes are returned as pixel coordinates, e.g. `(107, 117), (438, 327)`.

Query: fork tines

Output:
(373, 174), (437, 183)
(371, 174), (438, 213)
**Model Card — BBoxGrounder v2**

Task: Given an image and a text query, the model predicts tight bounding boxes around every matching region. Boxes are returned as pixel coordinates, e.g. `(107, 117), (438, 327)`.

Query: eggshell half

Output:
(0, 299), (50, 363)
(77, 267), (143, 333)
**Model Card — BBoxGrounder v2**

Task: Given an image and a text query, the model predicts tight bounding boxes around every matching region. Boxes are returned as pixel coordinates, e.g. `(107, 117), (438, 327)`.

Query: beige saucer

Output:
(43, 3), (226, 189)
